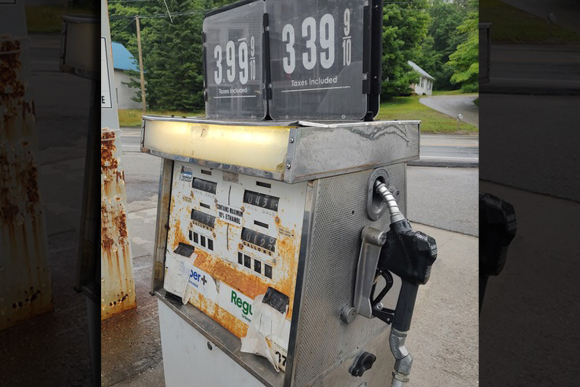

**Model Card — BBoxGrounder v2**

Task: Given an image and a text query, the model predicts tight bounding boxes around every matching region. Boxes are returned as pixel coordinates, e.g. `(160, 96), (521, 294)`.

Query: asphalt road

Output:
(500, 0), (580, 34)
(419, 95), (479, 127)
(489, 45), (580, 92)
(29, 34), (61, 73)
(408, 166), (478, 236)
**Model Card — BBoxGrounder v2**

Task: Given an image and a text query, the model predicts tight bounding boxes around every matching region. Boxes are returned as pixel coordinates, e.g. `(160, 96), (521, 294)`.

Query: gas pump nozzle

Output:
(479, 193), (516, 313)
(350, 181), (437, 382)
(365, 181), (437, 385)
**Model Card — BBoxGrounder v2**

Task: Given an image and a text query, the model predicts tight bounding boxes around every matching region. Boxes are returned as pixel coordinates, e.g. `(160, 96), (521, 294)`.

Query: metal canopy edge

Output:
(141, 116), (419, 183)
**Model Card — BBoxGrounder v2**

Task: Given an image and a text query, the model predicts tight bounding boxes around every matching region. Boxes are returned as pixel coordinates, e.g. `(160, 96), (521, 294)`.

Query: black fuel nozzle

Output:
(378, 217), (437, 332)
(373, 181), (437, 386)
(479, 193), (517, 313)
(374, 181), (437, 332)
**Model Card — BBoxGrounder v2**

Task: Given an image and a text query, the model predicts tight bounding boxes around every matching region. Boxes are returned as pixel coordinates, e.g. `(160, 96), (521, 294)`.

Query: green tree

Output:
(414, 0), (468, 91)
(109, 0), (233, 111)
(447, 0), (479, 92)
(381, 1), (430, 98)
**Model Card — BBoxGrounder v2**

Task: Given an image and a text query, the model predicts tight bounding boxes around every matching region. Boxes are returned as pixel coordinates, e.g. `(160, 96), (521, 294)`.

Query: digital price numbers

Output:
(243, 190), (279, 212)
(241, 227), (277, 253)
(192, 178), (217, 194)
(203, 0), (267, 119)
(191, 210), (216, 229)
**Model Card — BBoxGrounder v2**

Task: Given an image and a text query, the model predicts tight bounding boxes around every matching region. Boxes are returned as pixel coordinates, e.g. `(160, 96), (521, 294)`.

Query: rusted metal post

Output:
(101, 1), (136, 320)
(0, 1), (54, 330)
(100, 128), (136, 319)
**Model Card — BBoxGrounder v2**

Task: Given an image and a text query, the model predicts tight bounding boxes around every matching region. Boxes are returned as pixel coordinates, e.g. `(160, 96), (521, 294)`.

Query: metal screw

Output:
(286, 163), (291, 169)
(341, 306), (357, 324)
(374, 302), (384, 311)
(289, 138), (294, 143)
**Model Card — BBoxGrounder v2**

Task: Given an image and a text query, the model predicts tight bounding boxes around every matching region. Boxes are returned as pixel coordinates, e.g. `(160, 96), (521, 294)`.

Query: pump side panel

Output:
(290, 164), (406, 387)
(158, 299), (265, 387)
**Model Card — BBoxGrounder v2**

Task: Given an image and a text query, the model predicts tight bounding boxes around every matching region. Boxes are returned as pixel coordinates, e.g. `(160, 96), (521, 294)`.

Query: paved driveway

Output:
(420, 94), (479, 127)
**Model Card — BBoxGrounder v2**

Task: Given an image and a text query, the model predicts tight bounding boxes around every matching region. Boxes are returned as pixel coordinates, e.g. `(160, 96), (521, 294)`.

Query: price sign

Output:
(266, 0), (380, 120)
(203, 0), (267, 119)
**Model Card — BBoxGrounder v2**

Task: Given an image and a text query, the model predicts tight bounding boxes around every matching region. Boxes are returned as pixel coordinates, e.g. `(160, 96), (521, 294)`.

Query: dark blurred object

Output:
(60, 15), (98, 79)
(479, 23), (491, 84)
(61, 10), (99, 387)
(479, 193), (517, 313)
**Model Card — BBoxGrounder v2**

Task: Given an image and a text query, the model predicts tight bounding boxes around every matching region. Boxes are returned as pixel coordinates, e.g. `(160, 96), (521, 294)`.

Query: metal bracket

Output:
(352, 226), (387, 319)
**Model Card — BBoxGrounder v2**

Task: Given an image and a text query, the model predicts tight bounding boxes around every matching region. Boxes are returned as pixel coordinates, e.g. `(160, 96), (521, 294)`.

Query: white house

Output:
(111, 42), (142, 109)
(408, 60), (435, 96)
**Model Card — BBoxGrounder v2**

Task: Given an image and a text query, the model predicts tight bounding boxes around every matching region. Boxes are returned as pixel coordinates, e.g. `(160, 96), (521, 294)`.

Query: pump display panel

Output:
(203, 0), (267, 119)
(163, 162), (307, 372)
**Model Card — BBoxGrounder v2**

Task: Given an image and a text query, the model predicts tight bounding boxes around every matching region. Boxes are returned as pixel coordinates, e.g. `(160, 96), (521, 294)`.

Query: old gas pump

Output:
(144, 1), (436, 386)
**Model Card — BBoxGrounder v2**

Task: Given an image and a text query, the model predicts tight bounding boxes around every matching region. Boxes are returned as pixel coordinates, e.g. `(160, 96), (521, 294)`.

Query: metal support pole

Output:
(135, 16), (147, 113)
(0, 0), (54, 331)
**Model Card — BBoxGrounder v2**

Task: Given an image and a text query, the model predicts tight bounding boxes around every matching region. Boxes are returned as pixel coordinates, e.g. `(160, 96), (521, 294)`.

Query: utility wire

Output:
(111, 18), (136, 40)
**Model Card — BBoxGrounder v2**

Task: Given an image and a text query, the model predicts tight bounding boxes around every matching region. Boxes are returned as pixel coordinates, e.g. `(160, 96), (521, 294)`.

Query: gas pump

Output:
(350, 181), (437, 386)
(143, 0), (437, 386)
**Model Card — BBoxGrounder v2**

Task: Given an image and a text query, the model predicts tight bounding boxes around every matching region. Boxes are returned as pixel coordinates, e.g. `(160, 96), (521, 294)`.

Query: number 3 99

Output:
(213, 36), (255, 85)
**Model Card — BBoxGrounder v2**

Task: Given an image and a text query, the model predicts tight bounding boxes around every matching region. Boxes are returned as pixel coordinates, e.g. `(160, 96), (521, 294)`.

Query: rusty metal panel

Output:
(0, 34), (54, 330)
(163, 162), (307, 372)
(101, 128), (136, 319)
(151, 158), (173, 294)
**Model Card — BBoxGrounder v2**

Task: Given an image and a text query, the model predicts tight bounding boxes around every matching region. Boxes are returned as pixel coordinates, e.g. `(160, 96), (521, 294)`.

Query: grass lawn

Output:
(118, 109), (204, 127)
(122, 94), (477, 134)
(480, 0), (580, 44)
(431, 90), (467, 96)
(25, 6), (97, 33)
(376, 95), (478, 134)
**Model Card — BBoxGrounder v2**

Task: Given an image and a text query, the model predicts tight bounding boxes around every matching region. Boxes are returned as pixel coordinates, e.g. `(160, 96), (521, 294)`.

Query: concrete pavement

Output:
(479, 181), (580, 386)
(480, 94), (579, 203)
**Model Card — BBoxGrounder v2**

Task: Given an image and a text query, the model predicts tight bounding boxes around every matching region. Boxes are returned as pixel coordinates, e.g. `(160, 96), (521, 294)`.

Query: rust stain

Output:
(100, 129), (136, 320)
(1, 35), (54, 330)
(274, 235), (300, 318)
(169, 217), (190, 252)
(193, 251), (270, 300)
(189, 290), (249, 339)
